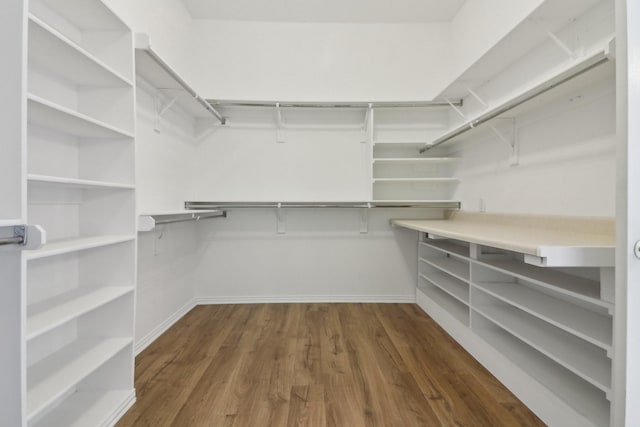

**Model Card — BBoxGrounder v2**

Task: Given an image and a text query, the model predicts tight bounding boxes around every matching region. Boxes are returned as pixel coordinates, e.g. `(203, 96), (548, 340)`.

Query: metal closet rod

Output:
(206, 100), (463, 109)
(151, 211), (227, 226)
(185, 201), (462, 209)
(0, 236), (24, 246)
(420, 52), (611, 153)
(142, 47), (227, 125)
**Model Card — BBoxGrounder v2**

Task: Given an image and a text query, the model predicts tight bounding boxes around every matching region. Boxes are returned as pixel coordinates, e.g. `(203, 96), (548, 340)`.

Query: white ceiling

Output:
(181, 0), (466, 23)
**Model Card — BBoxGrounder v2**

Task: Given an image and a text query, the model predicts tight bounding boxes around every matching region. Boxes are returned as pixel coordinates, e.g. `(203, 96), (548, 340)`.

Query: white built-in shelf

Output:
(475, 258), (607, 309)
(473, 280), (612, 351)
(474, 299), (611, 393)
(28, 15), (132, 88)
(28, 175), (134, 190)
(373, 158), (456, 164)
(420, 240), (470, 259)
(420, 272), (469, 305)
(135, 34), (225, 123)
(474, 317), (609, 427)
(31, 389), (134, 427)
(138, 209), (227, 232)
(25, 235), (135, 260)
(27, 287), (133, 341)
(373, 177), (459, 183)
(417, 286), (469, 325)
(29, 0), (129, 32)
(373, 141), (432, 148)
(419, 256), (470, 283)
(27, 95), (135, 139)
(426, 44), (614, 151)
(27, 338), (132, 422)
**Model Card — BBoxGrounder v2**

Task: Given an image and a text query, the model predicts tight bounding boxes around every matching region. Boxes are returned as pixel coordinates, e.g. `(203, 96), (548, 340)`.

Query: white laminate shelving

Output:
(24, 1), (136, 424)
(419, 272), (469, 305)
(26, 287), (133, 341)
(419, 256), (470, 283)
(404, 220), (614, 426)
(27, 95), (134, 139)
(472, 280), (612, 350)
(25, 235), (135, 260)
(474, 315), (609, 427)
(31, 389), (134, 427)
(474, 258), (607, 308)
(372, 177), (459, 183)
(26, 338), (132, 422)
(28, 15), (132, 88)
(28, 174), (135, 190)
(473, 291), (611, 392)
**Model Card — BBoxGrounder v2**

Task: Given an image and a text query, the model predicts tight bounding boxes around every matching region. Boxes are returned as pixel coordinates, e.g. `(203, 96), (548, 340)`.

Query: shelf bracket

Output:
(276, 103), (285, 143)
(276, 204), (286, 234)
(362, 103), (373, 143)
(488, 118), (518, 166)
(359, 207), (369, 233)
(544, 28), (577, 60)
(463, 84), (488, 108)
(153, 89), (181, 133)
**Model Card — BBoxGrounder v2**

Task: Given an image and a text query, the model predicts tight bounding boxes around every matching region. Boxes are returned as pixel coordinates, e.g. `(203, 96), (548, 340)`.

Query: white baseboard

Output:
(195, 294), (416, 304)
(134, 299), (197, 355)
(105, 389), (136, 427)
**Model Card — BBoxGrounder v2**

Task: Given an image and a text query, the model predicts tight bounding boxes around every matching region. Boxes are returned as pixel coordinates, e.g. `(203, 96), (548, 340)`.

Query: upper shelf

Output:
(134, 34), (226, 124)
(421, 41), (614, 153)
(392, 211), (615, 267)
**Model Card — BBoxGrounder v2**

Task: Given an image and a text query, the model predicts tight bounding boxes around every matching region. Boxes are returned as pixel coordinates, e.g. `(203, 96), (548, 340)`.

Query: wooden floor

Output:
(117, 304), (544, 427)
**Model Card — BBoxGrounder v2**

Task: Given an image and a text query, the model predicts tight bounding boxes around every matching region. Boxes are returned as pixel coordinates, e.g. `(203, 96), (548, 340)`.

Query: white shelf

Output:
(475, 316), (609, 427)
(135, 34), (224, 123)
(419, 256), (470, 283)
(27, 287), (133, 341)
(373, 158), (456, 164)
(373, 177), (459, 183)
(473, 280), (612, 351)
(417, 286), (469, 325)
(28, 15), (132, 88)
(474, 298), (611, 393)
(420, 240), (470, 259)
(27, 338), (132, 422)
(420, 272), (469, 305)
(29, 0), (129, 32)
(25, 235), (135, 260)
(427, 45), (613, 150)
(27, 94), (134, 139)
(28, 174), (134, 190)
(31, 389), (134, 427)
(474, 258), (608, 309)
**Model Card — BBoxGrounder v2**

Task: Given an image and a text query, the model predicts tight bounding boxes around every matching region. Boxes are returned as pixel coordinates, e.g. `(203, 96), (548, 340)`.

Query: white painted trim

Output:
(104, 389), (136, 427)
(195, 295), (416, 305)
(134, 299), (196, 355)
(415, 289), (595, 427)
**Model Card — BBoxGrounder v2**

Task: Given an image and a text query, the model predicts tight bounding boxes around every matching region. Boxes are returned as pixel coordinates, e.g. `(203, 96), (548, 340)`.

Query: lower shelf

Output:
(27, 338), (132, 422)
(32, 389), (135, 427)
(473, 312), (609, 427)
(417, 284), (469, 325)
(25, 235), (135, 260)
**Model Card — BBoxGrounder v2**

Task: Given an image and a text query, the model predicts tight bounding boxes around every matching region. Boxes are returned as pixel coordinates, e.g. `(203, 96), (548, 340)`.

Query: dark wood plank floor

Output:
(117, 304), (544, 427)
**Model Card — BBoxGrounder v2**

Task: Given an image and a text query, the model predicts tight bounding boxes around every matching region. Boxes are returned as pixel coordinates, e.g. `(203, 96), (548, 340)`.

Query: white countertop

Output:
(392, 211), (615, 267)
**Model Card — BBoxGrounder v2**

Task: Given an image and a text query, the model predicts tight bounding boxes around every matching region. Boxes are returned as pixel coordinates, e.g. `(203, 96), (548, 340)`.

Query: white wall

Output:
(191, 21), (452, 102)
(193, 208), (440, 302)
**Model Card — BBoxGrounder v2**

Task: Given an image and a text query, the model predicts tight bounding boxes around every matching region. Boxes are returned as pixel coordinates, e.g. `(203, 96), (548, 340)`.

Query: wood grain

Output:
(117, 304), (544, 427)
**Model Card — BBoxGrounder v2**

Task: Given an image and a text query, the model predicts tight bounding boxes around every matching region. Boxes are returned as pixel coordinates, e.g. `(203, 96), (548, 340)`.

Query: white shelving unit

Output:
(368, 105), (459, 202)
(24, 0), (136, 425)
(412, 234), (614, 427)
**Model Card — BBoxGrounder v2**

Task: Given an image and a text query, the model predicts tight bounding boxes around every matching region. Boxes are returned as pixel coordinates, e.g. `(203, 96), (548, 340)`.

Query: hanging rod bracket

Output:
(360, 207), (369, 233)
(276, 204), (286, 234)
(489, 118), (518, 166)
(276, 103), (285, 143)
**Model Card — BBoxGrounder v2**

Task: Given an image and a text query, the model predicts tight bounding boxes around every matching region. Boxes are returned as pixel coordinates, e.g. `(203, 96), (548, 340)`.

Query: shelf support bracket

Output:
(154, 90), (180, 133)
(276, 204), (286, 234)
(276, 103), (285, 143)
(463, 85), (488, 108)
(545, 29), (576, 59)
(362, 103), (373, 143)
(488, 118), (518, 166)
(359, 206), (369, 234)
